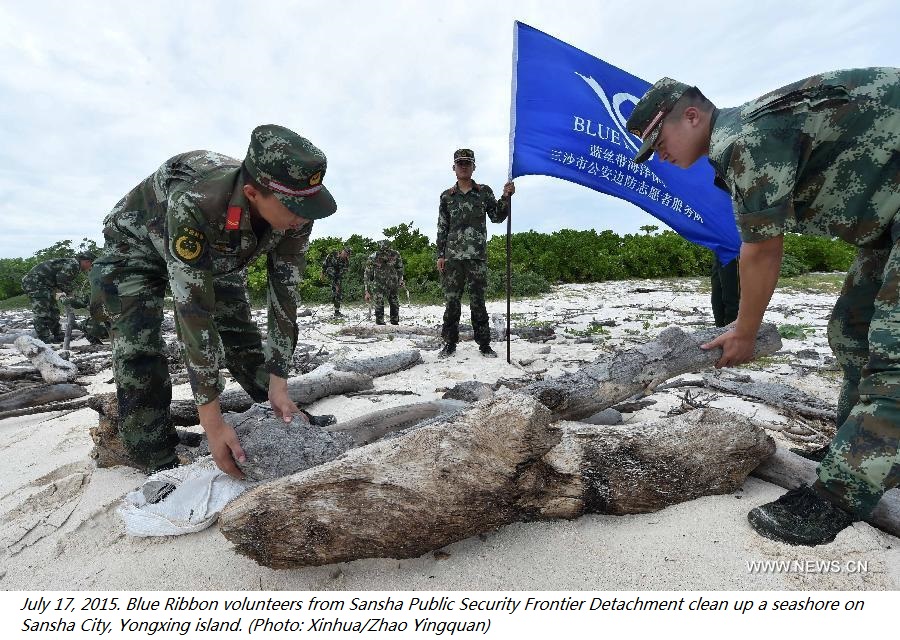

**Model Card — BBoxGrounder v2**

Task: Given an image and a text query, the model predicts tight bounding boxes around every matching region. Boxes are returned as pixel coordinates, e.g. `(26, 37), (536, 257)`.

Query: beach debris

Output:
(219, 324), (784, 568)
(13, 335), (78, 383)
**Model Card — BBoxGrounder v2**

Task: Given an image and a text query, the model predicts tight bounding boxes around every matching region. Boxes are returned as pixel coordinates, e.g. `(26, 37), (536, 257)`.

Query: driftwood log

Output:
(0, 398), (91, 421)
(88, 365), (373, 468)
(87, 351), (421, 467)
(327, 399), (468, 445)
(338, 324), (472, 340)
(13, 336), (78, 383)
(219, 324), (784, 568)
(0, 383), (87, 412)
(220, 397), (772, 568)
(0, 366), (40, 381)
(752, 445), (900, 539)
(329, 349), (422, 378)
(337, 324), (553, 342)
(0, 330), (36, 344)
(525, 325), (781, 420)
(702, 373), (836, 421)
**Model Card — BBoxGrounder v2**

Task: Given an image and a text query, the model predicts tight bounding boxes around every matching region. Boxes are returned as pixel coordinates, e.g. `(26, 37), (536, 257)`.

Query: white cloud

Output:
(0, 0), (897, 257)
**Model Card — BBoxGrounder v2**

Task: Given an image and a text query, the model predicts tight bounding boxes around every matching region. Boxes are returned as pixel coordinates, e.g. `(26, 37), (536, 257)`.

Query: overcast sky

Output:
(0, 0), (896, 258)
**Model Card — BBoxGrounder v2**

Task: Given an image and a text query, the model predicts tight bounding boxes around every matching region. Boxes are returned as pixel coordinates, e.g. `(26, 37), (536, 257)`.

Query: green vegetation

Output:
(1, 228), (856, 307)
(777, 272), (845, 294)
(570, 319), (612, 338)
(778, 324), (816, 340)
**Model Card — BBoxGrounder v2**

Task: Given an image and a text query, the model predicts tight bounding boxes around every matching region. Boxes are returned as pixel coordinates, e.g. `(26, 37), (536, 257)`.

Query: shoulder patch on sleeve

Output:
(173, 225), (206, 264)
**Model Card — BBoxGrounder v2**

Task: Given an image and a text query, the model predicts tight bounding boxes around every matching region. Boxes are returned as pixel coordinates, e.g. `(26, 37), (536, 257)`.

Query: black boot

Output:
(747, 485), (856, 546)
(437, 342), (456, 359)
(479, 344), (498, 358)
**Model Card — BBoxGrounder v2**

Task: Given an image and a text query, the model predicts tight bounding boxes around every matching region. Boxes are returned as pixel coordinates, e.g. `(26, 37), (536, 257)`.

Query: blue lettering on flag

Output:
(509, 22), (740, 264)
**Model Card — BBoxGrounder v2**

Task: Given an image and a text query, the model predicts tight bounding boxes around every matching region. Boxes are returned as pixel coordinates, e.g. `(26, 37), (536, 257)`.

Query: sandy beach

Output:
(1, 278), (897, 591)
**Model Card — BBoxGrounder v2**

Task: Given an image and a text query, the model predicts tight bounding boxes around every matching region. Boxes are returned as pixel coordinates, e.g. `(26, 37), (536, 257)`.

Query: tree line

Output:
(0, 226), (857, 305)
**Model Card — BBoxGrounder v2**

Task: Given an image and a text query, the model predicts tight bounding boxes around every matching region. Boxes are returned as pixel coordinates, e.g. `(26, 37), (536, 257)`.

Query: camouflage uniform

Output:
(90, 125), (334, 471)
(323, 250), (350, 315)
(437, 175), (510, 347)
(704, 67), (900, 517)
(365, 242), (404, 325)
(21, 257), (84, 342)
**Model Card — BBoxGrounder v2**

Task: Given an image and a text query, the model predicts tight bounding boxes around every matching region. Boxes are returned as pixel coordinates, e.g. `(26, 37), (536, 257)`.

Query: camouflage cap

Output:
(453, 148), (475, 164)
(76, 251), (97, 262)
(378, 239), (391, 250)
(244, 124), (337, 220)
(342, 246), (352, 254)
(625, 78), (693, 164)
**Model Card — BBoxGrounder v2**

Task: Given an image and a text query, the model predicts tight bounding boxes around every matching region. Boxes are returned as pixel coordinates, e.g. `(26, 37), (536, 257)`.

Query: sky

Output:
(0, 0), (897, 258)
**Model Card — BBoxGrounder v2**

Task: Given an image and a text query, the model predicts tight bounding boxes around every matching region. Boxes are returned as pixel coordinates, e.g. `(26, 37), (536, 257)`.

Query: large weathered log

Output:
(13, 336), (78, 383)
(526, 324), (782, 421)
(532, 409), (774, 518)
(220, 393), (557, 567)
(752, 445), (900, 539)
(219, 400), (773, 568)
(0, 383), (87, 412)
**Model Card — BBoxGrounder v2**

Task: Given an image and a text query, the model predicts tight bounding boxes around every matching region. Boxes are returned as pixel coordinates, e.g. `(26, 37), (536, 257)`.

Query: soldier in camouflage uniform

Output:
(323, 246), (351, 317)
(89, 124), (336, 478)
(364, 240), (404, 325)
(436, 149), (515, 358)
(21, 252), (96, 343)
(627, 68), (900, 545)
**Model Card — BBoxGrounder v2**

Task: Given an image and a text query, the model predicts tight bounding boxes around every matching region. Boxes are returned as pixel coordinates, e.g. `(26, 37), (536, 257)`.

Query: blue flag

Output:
(509, 22), (740, 264)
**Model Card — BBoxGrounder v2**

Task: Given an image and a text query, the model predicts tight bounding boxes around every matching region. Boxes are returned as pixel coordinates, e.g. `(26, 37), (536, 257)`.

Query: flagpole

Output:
(506, 21), (520, 365)
(506, 200), (511, 363)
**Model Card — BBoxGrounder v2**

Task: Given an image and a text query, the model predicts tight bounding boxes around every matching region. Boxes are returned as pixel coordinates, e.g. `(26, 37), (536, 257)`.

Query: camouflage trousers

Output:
(22, 285), (64, 342)
(819, 220), (900, 516)
(441, 258), (490, 347)
(329, 277), (344, 312)
(371, 285), (399, 324)
(90, 258), (268, 472)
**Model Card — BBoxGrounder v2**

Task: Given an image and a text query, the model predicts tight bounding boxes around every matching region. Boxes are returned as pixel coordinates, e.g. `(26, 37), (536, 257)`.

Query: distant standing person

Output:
(21, 252), (96, 343)
(710, 254), (739, 327)
(365, 240), (404, 325)
(626, 68), (899, 546)
(90, 124), (336, 478)
(323, 246), (352, 317)
(436, 148), (515, 358)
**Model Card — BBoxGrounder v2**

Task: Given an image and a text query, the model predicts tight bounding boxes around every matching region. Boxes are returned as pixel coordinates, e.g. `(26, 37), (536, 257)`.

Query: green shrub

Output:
(783, 234), (856, 272)
(779, 254), (809, 278)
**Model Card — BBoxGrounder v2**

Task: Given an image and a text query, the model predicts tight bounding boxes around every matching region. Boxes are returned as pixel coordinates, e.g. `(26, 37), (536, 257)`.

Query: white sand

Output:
(1, 279), (897, 590)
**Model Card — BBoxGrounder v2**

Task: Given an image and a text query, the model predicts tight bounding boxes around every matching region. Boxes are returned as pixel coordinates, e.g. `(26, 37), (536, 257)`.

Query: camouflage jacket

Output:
(436, 182), (510, 260)
(365, 249), (404, 290)
(323, 251), (349, 281)
(708, 67), (900, 247)
(21, 257), (81, 294)
(98, 150), (313, 405)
